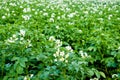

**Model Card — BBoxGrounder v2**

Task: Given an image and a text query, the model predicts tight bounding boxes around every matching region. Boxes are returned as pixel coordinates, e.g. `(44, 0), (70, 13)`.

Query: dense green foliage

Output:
(0, 0), (120, 80)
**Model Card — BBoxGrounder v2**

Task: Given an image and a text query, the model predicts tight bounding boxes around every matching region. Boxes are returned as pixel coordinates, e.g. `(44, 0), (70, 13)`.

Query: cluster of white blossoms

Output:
(22, 15), (31, 21)
(65, 46), (73, 52)
(90, 77), (99, 80)
(49, 17), (54, 22)
(79, 50), (91, 58)
(24, 74), (34, 80)
(5, 34), (18, 43)
(49, 36), (73, 63)
(5, 29), (32, 48)
(43, 13), (48, 16)
(23, 8), (31, 13)
(53, 48), (69, 63)
(22, 7), (32, 20)
(9, 2), (17, 6)
(67, 12), (76, 18)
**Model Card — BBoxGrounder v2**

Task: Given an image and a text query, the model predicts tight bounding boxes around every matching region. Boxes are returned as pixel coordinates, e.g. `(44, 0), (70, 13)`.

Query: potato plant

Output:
(0, 0), (120, 80)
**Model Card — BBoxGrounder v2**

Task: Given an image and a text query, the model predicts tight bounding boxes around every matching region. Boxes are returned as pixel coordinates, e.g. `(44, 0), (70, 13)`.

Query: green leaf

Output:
(3, 76), (8, 80)
(87, 70), (94, 77)
(19, 60), (26, 68)
(19, 57), (28, 67)
(11, 57), (19, 61)
(99, 71), (106, 78)
(95, 71), (100, 79)
(16, 65), (23, 74)
(92, 69), (100, 79)
(22, 57), (28, 62)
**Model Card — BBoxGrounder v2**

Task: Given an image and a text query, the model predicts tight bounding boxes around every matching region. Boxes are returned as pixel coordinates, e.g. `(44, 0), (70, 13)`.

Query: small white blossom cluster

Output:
(9, 3), (17, 6)
(55, 39), (62, 48)
(5, 34), (18, 43)
(49, 17), (54, 22)
(79, 50), (91, 58)
(22, 15), (31, 21)
(43, 13), (48, 16)
(48, 36), (62, 48)
(20, 29), (26, 37)
(49, 36), (56, 41)
(24, 74), (34, 80)
(5, 29), (32, 48)
(23, 8), (31, 13)
(53, 48), (69, 63)
(49, 36), (72, 63)
(67, 12), (76, 18)
(90, 77), (99, 80)
(65, 46), (73, 52)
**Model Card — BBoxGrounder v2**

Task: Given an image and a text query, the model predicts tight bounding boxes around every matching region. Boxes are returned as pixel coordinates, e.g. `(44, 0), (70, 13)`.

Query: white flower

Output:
(49, 36), (55, 41)
(6, 8), (9, 12)
(20, 30), (26, 36)
(51, 13), (55, 18)
(98, 18), (103, 21)
(84, 52), (88, 57)
(23, 8), (31, 13)
(9, 3), (16, 6)
(60, 51), (65, 56)
(55, 39), (62, 47)
(12, 34), (18, 41)
(28, 44), (32, 47)
(66, 8), (70, 11)
(59, 57), (64, 61)
(2, 16), (6, 19)
(79, 51), (88, 58)
(24, 76), (27, 80)
(78, 30), (82, 33)
(65, 46), (73, 52)
(43, 13), (48, 16)
(108, 15), (112, 20)
(54, 59), (57, 62)
(12, 11), (15, 13)
(65, 60), (68, 63)
(68, 13), (74, 18)
(53, 54), (57, 57)
(49, 18), (54, 22)
(57, 16), (60, 20)
(20, 6), (23, 8)
(68, 22), (74, 25)
(84, 11), (88, 14)
(20, 37), (24, 40)
(56, 26), (59, 29)
(12, 34), (16, 38)
(56, 49), (60, 56)
(22, 15), (31, 20)
(32, 8), (36, 11)
(90, 78), (99, 80)
(7, 38), (15, 43)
